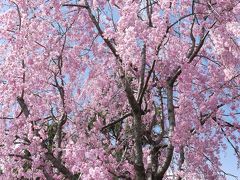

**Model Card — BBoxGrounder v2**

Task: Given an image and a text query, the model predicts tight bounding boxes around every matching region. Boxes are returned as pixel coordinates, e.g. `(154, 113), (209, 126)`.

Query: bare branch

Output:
(101, 112), (132, 131)
(146, 0), (153, 27)
(156, 145), (174, 179)
(11, 1), (21, 31)
(186, 15), (196, 58)
(44, 151), (75, 179)
(62, 4), (88, 9)
(177, 146), (185, 180)
(84, 0), (121, 62)
(137, 44), (146, 102)
(138, 60), (156, 104)
(167, 13), (194, 31)
(16, 96), (30, 118)
(42, 168), (54, 180)
(8, 153), (32, 161)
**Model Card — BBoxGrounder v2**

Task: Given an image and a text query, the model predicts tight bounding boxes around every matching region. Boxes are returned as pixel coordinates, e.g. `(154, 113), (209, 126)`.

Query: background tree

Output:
(0, 0), (239, 179)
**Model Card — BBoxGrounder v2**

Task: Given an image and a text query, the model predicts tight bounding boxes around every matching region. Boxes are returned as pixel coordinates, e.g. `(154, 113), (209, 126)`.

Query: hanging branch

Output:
(11, 1), (22, 31)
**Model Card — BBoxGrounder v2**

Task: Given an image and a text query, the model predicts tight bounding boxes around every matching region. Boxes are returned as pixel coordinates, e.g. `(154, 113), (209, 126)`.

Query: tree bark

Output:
(155, 83), (175, 179)
(133, 112), (146, 180)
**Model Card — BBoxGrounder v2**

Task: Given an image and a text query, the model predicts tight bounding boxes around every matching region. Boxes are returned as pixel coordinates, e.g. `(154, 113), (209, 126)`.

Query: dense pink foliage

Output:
(0, 0), (239, 179)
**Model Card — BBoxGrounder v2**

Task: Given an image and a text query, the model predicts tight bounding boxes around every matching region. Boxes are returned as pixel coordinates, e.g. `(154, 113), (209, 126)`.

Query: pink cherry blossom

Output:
(0, 0), (239, 179)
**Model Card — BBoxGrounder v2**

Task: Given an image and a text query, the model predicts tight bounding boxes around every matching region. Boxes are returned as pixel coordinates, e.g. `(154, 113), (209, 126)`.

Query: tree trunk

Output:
(133, 112), (146, 180)
(155, 84), (175, 179)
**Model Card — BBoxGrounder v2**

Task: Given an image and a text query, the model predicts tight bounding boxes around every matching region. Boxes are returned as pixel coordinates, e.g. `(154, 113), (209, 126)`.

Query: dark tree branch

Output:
(11, 1), (22, 31)
(62, 4), (88, 9)
(42, 168), (54, 180)
(84, 0), (121, 62)
(101, 112), (132, 131)
(186, 15), (196, 59)
(156, 145), (174, 179)
(44, 151), (75, 179)
(188, 30), (210, 63)
(155, 82), (176, 178)
(146, 0), (153, 27)
(137, 44), (146, 102)
(17, 96), (30, 118)
(8, 153), (32, 161)
(177, 146), (185, 180)
(212, 117), (240, 159)
(138, 60), (156, 104)
(56, 112), (67, 160)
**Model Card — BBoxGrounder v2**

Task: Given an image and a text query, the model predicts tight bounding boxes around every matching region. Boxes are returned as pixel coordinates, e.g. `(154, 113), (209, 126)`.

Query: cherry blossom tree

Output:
(0, 0), (239, 179)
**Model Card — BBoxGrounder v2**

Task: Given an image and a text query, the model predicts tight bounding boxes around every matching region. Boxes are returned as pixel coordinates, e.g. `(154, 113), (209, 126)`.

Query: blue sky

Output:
(221, 144), (240, 180)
